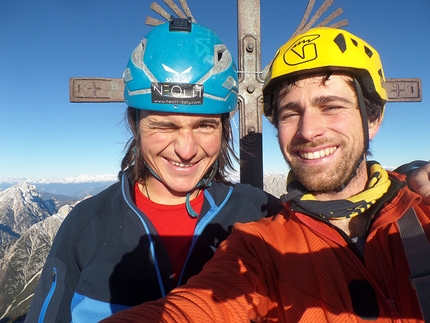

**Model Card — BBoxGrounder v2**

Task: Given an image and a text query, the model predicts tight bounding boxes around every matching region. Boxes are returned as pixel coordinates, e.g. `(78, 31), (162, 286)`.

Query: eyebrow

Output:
(148, 121), (177, 128)
(312, 95), (354, 106)
(196, 118), (221, 125)
(278, 95), (355, 112)
(148, 118), (221, 128)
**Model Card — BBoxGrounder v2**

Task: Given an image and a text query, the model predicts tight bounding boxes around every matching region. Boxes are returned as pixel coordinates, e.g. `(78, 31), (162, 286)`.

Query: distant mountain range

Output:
(0, 171), (291, 206)
(0, 174), (118, 185)
(0, 174), (118, 200)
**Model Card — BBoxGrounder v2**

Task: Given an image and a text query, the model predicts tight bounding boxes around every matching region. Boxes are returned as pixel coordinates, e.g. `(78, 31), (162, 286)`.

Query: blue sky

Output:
(1, 0), (429, 179)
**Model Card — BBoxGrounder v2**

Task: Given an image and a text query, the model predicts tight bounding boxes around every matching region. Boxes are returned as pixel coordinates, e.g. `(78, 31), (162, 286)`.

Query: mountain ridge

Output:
(0, 174), (118, 185)
(0, 183), (77, 322)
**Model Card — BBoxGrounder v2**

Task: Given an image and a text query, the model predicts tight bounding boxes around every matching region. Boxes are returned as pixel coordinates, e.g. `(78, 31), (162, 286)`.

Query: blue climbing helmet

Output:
(123, 18), (238, 114)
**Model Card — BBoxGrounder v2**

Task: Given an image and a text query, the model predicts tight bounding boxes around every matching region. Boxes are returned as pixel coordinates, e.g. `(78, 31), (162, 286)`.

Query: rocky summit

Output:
(0, 183), (55, 247)
(0, 183), (76, 323)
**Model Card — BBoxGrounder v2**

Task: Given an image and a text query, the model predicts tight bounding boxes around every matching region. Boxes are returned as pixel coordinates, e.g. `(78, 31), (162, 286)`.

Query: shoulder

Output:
(233, 183), (282, 215)
(208, 181), (282, 217)
(72, 181), (122, 213)
(61, 180), (123, 229)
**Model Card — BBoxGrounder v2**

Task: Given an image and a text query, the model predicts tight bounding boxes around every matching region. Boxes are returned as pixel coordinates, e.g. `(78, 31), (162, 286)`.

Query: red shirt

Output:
(134, 182), (203, 284)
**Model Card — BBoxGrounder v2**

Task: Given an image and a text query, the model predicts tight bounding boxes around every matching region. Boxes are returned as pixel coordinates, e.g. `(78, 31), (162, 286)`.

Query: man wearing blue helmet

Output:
(24, 18), (282, 323)
(26, 20), (429, 323)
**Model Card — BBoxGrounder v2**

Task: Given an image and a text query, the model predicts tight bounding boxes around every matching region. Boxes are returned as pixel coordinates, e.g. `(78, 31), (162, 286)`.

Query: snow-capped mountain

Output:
(0, 172), (291, 199)
(0, 207), (70, 322)
(0, 183), (77, 322)
(0, 183), (55, 247)
(0, 174), (118, 185)
(0, 175), (118, 199)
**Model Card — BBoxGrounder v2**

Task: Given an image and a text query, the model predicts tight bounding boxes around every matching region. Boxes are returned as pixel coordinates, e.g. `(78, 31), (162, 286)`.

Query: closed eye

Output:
(322, 105), (343, 113)
(195, 121), (221, 134)
(149, 122), (178, 133)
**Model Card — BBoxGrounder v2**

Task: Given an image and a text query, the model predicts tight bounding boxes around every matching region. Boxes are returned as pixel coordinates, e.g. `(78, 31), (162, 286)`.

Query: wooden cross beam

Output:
(69, 0), (422, 188)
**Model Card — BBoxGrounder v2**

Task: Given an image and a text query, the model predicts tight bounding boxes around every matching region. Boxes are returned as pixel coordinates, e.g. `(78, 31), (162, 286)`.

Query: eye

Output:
(279, 111), (299, 122)
(149, 124), (177, 133)
(195, 123), (217, 134)
(157, 127), (176, 133)
(322, 105), (343, 114)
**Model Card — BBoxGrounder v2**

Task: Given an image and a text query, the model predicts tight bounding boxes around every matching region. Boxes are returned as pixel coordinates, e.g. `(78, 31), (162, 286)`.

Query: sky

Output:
(1, 0), (429, 180)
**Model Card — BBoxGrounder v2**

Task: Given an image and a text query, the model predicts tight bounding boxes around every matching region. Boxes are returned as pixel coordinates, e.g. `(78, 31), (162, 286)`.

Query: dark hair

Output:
(269, 72), (384, 128)
(120, 107), (238, 185)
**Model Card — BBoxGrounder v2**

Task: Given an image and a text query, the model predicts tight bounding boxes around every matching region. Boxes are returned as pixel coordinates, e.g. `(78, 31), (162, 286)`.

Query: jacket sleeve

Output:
(25, 204), (86, 323)
(100, 221), (272, 323)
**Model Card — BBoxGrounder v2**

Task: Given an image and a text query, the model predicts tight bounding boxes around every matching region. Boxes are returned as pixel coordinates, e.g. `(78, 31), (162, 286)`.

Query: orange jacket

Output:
(103, 173), (430, 322)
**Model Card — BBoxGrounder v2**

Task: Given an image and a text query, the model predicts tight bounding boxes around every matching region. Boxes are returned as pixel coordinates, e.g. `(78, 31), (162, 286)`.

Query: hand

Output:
(409, 163), (430, 204)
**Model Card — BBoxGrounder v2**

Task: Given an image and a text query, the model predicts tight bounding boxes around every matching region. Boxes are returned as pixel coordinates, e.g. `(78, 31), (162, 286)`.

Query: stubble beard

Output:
(285, 144), (365, 193)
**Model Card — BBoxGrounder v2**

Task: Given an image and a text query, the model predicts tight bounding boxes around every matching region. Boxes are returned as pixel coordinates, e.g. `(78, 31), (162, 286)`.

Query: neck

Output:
(139, 178), (199, 205)
(318, 159), (370, 238)
(329, 215), (369, 238)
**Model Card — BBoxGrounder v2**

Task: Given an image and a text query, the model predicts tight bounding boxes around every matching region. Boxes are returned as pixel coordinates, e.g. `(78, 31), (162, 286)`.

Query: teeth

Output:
(171, 160), (194, 167)
(300, 147), (337, 160)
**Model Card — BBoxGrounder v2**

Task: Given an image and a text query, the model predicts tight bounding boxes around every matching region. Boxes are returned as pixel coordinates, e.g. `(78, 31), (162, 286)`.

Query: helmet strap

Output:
(135, 108), (140, 136)
(185, 161), (218, 218)
(144, 161), (162, 182)
(185, 192), (199, 218)
(336, 79), (368, 192)
(353, 78), (369, 153)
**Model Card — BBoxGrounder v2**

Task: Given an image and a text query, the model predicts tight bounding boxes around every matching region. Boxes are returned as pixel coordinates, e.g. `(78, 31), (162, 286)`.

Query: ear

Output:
(368, 116), (382, 140)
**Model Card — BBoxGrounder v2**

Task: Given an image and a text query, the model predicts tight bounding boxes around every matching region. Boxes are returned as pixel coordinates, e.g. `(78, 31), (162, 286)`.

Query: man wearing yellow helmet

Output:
(103, 27), (430, 322)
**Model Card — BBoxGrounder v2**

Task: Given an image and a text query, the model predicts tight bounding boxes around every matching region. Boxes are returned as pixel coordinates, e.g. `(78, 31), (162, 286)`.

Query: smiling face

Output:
(138, 110), (222, 203)
(277, 74), (380, 199)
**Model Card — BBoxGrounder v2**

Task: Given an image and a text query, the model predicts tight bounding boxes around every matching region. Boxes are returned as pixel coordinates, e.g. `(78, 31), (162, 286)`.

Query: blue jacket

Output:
(25, 172), (281, 322)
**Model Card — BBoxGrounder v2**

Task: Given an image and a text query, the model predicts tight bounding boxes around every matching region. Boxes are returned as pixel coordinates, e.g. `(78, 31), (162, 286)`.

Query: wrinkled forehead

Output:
(140, 109), (221, 117)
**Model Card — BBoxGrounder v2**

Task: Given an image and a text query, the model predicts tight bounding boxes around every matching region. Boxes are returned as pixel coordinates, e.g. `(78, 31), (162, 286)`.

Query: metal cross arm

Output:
(69, 78), (422, 103)
(385, 78), (422, 102)
(69, 78), (124, 102)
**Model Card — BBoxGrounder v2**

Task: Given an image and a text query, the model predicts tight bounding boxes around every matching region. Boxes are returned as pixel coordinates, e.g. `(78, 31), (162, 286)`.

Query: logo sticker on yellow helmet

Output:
(284, 34), (320, 66)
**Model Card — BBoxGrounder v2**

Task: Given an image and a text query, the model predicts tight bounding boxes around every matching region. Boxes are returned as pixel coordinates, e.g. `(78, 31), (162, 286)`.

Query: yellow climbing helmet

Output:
(263, 27), (388, 118)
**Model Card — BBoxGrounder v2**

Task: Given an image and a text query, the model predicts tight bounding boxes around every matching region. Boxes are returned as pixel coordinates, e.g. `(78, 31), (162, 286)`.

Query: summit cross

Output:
(69, 0), (422, 188)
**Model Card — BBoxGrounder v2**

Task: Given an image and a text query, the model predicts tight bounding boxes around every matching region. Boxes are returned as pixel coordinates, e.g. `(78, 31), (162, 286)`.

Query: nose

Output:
(296, 109), (325, 141)
(174, 129), (198, 160)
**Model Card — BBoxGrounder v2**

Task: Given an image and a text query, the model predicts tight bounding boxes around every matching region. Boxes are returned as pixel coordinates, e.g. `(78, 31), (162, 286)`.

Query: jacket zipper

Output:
(177, 187), (234, 286)
(122, 177), (167, 297)
(371, 242), (402, 322)
(38, 267), (57, 323)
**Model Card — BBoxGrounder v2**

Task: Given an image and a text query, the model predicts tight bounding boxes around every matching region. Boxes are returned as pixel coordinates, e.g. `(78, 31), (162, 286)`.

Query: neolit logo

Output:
(162, 64), (193, 82)
(283, 34), (320, 66)
(151, 82), (203, 105)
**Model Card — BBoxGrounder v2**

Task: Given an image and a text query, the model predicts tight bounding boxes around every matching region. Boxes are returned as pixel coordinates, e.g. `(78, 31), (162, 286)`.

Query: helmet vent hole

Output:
(217, 47), (226, 62)
(351, 38), (358, 47)
(378, 69), (383, 78)
(364, 46), (374, 58)
(333, 33), (347, 53)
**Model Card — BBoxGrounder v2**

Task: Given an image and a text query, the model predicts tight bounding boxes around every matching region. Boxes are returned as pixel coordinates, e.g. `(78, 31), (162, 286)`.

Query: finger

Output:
(410, 163), (430, 204)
